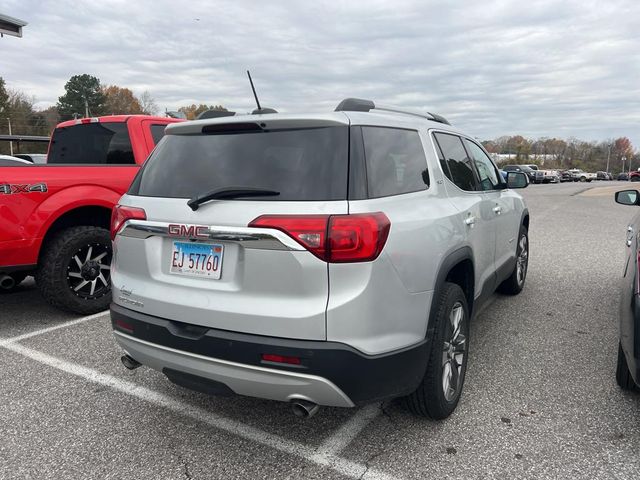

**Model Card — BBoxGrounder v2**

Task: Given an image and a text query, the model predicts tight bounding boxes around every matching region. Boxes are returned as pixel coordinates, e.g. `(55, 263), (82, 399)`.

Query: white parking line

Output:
(1, 341), (398, 480)
(0, 310), (108, 347)
(314, 403), (381, 458)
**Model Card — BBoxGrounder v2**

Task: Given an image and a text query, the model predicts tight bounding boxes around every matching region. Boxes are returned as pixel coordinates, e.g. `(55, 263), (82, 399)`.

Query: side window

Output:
(150, 124), (168, 145)
(463, 139), (500, 191)
(362, 127), (429, 198)
(106, 123), (135, 164)
(433, 132), (478, 191)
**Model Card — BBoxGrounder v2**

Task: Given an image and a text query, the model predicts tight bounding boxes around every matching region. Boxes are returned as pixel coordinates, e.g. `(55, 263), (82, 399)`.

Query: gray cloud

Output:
(1, 0), (639, 145)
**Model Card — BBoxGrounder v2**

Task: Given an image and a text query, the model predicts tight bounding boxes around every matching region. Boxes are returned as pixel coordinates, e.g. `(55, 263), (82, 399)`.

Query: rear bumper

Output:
(110, 303), (430, 407)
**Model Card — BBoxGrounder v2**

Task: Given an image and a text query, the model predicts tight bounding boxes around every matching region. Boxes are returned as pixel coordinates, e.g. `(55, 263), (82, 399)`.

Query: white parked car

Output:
(567, 169), (596, 182)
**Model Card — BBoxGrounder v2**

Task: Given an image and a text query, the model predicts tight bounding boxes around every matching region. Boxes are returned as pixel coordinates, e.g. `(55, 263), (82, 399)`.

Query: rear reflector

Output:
(248, 212), (390, 263)
(261, 354), (301, 365)
(111, 204), (147, 240)
(114, 318), (134, 333)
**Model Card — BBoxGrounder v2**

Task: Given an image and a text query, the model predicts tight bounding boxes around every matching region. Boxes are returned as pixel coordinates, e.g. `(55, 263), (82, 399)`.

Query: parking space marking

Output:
(0, 310), (108, 347)
(314, 403), (381, 458)
(1, 341), (399, 480)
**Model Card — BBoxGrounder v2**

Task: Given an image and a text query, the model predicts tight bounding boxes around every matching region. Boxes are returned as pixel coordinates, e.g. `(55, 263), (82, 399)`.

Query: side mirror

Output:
(615, 189), (640, 206)
(506, 171), (529, 189)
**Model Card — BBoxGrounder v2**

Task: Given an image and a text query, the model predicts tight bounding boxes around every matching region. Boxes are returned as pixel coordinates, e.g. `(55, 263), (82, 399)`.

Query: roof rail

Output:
(334, 98), (451, 125)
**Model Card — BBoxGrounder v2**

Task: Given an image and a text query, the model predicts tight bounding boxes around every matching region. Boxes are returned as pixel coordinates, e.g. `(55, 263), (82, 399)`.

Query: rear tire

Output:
(498, 226), (528, 295)
(616, 342), (637, 391)
(404, 282), (469, 419)
(36, 226), (112, 314)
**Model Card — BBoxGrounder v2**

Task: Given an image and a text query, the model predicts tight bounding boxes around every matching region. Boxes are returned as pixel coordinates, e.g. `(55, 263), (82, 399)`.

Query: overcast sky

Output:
(2, 0), (640, 145)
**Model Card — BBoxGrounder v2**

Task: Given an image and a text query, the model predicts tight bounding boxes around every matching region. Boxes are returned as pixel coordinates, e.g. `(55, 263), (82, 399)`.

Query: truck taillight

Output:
(111, 205), (146, 240)
(248, 213), (390, 263)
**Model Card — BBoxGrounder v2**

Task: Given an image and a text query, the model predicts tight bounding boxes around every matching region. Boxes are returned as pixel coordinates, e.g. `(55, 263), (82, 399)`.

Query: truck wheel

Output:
(616, 343), (638, 391)
(404, 282), (469, 419)
(498, 226), (528, 295)
(36, 226), (112, 314)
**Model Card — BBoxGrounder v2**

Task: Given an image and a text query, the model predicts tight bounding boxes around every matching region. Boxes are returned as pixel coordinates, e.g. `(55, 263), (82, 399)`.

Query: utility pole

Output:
(6, 117), (13, 155)
(606, 144), (611, 174)
(622, 156), (627, 174)
(84, 98), (89, 118)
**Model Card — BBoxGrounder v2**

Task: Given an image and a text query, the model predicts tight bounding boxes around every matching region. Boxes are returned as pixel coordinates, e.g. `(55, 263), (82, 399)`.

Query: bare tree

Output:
(137, 91), (159, 116)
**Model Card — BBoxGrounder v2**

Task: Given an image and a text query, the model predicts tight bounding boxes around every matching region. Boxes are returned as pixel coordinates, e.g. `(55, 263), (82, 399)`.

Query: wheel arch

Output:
(428, 247), (475, 337)
(38, 205), (113, 264)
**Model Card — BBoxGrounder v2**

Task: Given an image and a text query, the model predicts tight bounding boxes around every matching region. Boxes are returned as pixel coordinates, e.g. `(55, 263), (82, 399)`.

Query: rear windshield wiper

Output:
(187, 187), (280, 211)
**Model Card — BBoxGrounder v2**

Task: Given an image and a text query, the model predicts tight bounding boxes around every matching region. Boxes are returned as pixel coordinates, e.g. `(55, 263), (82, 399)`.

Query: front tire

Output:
(616, 343), (637, 391)
(36, 226), (112, 314)
(404, 282), (469, 419)
(498, 226), (528, 295)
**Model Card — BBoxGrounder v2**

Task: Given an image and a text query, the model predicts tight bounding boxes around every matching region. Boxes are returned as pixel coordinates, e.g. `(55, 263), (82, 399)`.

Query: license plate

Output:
(170, 241), (223, 279)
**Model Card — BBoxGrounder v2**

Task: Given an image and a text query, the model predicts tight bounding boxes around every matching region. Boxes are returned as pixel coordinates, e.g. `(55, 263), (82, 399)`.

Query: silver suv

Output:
(110, 98), (530, 419)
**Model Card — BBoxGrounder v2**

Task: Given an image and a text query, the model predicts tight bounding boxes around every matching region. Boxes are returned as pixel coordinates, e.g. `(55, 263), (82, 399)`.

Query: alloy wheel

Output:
(66, 243), (112, 299)
(442, 302), (466, 402)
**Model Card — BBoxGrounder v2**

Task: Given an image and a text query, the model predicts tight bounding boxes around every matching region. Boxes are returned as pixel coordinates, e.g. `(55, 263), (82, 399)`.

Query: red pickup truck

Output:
(0, 115), (181, 313)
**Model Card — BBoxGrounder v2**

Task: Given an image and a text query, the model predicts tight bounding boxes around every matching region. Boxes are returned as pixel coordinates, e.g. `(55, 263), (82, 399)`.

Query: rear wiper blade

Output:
(187, 187), (280, 211)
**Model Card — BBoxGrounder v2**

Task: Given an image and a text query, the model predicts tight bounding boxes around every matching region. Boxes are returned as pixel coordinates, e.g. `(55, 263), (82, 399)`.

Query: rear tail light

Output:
(110, 205), (147, 240)
(248, 212), (390, 263)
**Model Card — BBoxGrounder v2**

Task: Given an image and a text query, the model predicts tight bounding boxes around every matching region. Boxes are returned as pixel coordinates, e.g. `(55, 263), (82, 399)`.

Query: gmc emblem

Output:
(168, 224), (209, 239)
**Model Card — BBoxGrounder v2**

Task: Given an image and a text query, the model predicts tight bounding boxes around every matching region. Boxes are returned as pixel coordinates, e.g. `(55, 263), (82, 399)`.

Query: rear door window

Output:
(132, 125), (348, 200)
(150, 124), (168, 145)
(433, 132), (478, 192)
(361, 126), (429, 198)
(48, 122), (134, 165)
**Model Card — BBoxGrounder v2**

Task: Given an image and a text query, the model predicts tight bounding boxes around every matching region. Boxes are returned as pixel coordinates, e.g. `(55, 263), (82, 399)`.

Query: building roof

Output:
(0, 13), (28, 38)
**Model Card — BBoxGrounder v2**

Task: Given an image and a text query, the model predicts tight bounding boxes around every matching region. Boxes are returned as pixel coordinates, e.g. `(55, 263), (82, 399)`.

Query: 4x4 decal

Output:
(0, 183), (48, 194)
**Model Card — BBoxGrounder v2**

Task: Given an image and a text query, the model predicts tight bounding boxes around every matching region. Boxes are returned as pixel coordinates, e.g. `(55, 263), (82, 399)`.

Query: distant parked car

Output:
(618, 172), (630, 181)
(503, 164), (543, 184)
(566, 169), (596, 182)
(542, 169), (560, 183)
(14, 153), (47, 164)
(596, 171), (609, 180)
(629, 170), (640, 182)
(614, 189), (640, 391)
(0, 154), (33, 166)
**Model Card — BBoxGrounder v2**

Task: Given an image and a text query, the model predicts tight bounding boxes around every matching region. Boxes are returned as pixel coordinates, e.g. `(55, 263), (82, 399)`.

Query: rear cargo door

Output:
(113, 119), (349, 341)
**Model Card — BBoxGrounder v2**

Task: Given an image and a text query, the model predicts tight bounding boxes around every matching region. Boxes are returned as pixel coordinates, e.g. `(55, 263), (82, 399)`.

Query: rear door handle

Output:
(465, 216), (476, 226)
(627, 226), (634, 247)
(493, 206), (502, 215)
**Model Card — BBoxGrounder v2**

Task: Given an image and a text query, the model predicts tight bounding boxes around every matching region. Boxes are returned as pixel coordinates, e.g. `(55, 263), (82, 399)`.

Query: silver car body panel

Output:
(114, 331), (354, 407)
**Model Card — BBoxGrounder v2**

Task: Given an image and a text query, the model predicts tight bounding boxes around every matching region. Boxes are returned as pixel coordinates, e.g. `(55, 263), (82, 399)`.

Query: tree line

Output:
(482, 135), (636, 173)
(0, 73), (226, 155)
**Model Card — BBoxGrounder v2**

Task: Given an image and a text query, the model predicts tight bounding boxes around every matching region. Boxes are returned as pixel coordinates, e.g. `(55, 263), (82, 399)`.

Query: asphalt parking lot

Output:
(1, 181), (639, 479)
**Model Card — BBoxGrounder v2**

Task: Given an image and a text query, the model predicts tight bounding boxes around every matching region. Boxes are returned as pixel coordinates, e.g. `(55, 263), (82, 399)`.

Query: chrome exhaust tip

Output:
(120, 354), (141, 370)
(0, 274), (15, 290)
(291, 399), (320, 418)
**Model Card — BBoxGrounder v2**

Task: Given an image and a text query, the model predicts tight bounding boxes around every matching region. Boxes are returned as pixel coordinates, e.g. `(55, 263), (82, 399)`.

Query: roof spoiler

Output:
(334, 98), (451, 125)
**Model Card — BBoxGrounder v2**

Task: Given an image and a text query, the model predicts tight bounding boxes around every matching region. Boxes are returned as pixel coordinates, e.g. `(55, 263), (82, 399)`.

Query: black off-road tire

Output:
(498, 226), (528, 295)
(616, 343), (638, 391)
(404, 282), (469, 419)
(36, 226), (112, 314)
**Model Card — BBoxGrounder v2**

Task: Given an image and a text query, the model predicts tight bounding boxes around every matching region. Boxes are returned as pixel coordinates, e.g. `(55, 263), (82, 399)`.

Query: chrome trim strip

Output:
(118, 220), (305, 251)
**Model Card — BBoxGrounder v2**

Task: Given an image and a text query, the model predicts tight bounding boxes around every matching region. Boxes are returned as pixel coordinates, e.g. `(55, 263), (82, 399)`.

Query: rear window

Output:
(48, 122), (134, 165)
(362, 127), (429, 198)
(150, 124), (167, 145)
(131, 126), (348, 200)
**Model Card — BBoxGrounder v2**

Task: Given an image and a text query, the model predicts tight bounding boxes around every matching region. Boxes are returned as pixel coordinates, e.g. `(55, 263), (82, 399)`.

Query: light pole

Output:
(6, 117), (13, 155)
(606, 144), (611, 174)
(622, 156), (627, 174)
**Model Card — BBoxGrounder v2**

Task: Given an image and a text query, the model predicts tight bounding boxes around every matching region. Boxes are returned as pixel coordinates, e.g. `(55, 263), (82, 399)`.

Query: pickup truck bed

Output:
(0, 115), (181, 313)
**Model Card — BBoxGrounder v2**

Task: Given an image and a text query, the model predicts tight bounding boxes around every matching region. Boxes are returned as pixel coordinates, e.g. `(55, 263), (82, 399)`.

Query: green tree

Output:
(57, 74), (106, 118)
(0, 77), (8, 116)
